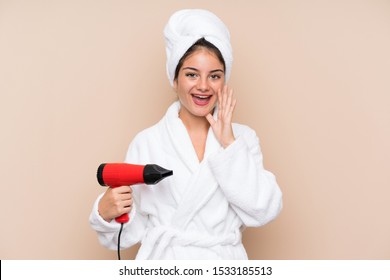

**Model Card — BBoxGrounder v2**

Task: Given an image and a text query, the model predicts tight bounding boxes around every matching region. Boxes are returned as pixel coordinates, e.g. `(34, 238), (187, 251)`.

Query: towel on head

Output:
(164, 9), (233, 86)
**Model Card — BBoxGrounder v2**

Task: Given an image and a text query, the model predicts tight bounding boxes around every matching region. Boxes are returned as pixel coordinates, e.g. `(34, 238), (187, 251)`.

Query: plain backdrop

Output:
(1, 0), (389, 259)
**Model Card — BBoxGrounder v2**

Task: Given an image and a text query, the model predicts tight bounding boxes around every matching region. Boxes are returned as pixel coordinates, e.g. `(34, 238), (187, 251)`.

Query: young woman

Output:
(90, 9), (282, 260)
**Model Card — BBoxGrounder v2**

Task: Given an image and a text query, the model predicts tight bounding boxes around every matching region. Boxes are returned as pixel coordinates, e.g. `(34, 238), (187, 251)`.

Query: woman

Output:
(90, 9), (282, 260)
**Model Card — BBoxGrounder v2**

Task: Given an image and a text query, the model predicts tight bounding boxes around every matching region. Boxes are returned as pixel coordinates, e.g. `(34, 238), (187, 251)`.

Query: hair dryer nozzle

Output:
(143, 164), (173, 184)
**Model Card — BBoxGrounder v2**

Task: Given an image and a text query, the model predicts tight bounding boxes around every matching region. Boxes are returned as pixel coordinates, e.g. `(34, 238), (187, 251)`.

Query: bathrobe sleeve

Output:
(89, 193), (147, 250)
(208, 125), (283, 227)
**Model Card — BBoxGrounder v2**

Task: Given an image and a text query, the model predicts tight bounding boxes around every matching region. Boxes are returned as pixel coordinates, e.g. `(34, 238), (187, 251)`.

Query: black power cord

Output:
(117, 223), (124, 260)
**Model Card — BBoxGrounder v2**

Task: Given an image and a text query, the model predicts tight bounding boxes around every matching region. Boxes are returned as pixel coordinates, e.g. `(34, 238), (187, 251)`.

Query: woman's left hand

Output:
(206, 85), (237, 148)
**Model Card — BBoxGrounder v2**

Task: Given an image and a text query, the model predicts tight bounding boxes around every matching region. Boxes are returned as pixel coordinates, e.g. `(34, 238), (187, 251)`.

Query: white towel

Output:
(164, 9), (233, 86)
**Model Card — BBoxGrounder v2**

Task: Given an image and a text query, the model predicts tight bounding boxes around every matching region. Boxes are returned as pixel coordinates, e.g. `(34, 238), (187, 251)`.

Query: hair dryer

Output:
(97, 163), (173, 223)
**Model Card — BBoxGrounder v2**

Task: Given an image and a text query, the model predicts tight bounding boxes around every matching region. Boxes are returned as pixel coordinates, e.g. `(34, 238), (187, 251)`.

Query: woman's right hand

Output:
(97, 186), (133, 223)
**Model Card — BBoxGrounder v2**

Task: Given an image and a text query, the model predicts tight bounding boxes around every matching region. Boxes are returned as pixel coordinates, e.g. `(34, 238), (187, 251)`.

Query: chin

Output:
(192, 104), (215, 117)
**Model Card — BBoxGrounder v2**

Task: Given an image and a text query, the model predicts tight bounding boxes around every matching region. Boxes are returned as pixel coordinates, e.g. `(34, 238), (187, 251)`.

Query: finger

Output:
(121, 204), (132, 215)
(115, 186), (132, 194)
(215, 89), (221, 121)
(206, 113), (216, 126)
(226, 98), (237, 121)
(220, 87), (232, 120)
(118, 197), (133, 214)
(222, 85), (228, 114)
(229, 89), (236, 113)
(120, 192), (132, 201)
(231, 98), (237, 112)
(111, 188), (132, 205)
(122, 197), (133, 208)
(225, 88), (233, 115)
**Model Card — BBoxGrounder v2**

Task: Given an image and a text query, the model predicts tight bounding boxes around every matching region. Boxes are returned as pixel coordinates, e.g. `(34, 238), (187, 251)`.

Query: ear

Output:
(173, 79), (178, 92)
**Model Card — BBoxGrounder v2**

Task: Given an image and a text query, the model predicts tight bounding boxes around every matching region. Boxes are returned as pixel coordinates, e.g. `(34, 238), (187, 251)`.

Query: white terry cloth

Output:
(89, 101), (283, 259)
(164, 9), (233, 86)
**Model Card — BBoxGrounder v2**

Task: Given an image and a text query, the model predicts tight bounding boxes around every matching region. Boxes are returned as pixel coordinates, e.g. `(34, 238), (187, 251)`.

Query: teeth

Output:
(194, 95), (210, 99)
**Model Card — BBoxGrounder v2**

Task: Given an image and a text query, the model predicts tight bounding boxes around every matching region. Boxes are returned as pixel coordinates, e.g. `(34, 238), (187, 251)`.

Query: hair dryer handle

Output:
(115, 213), (129, 224)
(110, 184), (130, 224)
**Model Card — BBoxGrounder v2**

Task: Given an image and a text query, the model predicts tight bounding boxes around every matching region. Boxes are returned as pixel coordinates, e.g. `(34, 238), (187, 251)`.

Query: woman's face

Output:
(174, 48), (225, 121)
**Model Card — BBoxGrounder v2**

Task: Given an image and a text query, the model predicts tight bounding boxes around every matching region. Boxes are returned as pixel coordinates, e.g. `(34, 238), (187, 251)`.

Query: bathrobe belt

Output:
(137, 225), (241, 259)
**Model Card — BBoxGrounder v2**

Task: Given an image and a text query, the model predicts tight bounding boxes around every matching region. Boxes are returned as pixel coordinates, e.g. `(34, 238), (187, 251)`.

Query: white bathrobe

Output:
(90, 101), (282, 259)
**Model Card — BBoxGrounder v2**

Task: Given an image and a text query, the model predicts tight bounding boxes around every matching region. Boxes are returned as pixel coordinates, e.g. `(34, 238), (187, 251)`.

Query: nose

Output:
(197, 77), (209, 92)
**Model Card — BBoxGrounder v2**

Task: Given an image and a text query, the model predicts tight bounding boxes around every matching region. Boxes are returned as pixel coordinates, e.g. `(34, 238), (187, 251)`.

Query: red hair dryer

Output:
(97, 163), (173, 223)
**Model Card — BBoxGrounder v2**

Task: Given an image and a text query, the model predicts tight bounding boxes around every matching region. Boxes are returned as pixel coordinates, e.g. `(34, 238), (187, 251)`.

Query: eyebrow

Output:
(182, 67), (224, 73)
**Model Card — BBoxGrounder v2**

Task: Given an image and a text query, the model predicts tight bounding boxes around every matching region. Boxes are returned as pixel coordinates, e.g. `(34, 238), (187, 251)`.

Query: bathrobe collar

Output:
(164, 101), (221, 174)
(163, 101), (223, 228)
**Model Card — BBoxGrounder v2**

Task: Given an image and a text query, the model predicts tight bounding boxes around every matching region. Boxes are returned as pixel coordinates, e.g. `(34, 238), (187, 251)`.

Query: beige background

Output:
(1, 0), (389, 259)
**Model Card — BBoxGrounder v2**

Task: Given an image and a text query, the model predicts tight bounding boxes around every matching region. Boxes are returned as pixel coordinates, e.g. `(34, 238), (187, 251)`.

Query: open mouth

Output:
(191, 94), (212, 106)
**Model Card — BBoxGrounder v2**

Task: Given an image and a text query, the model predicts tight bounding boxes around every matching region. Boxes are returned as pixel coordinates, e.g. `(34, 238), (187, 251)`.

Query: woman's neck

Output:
(178, 108), (210, 162)
(178, 108), (210, 133)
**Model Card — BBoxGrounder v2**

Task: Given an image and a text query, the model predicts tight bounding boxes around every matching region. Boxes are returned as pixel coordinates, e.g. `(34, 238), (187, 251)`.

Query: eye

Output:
(210, 74), (221, 80)
(185, 72), (198, 78)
